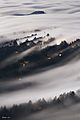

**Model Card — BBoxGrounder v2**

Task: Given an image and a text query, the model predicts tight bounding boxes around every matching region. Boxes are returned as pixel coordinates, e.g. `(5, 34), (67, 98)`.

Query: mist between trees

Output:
(0, 90), (80, 120)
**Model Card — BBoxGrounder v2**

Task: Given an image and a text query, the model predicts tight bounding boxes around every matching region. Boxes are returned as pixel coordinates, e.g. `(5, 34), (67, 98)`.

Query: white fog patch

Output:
(0, 0), (80, 43)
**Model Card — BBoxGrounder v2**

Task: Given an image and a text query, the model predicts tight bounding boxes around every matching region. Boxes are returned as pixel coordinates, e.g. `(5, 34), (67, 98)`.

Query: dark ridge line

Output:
(12, 11), (46, 16)
(0, 38), (80, 80)
(28, 11), (46, 15)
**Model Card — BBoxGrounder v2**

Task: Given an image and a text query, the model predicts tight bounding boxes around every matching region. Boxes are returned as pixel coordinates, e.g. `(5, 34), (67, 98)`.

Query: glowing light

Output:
(19, 78), (22, 81)
(15, 51), (19, 54)
(59, 53), (62, 57)
(48, 57), (51, 60)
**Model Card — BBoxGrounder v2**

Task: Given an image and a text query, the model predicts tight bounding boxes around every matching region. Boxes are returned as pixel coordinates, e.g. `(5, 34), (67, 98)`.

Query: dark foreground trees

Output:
(0, 91), (80, 120)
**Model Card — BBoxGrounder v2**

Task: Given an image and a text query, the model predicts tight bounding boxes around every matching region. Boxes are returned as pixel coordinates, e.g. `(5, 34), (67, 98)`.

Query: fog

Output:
(0, 0), (80, 43)
(0, 46), (38, 68)
(0, 59), (80, 106)
(0, 1), (80, 120)
(26, 103), (80, 120)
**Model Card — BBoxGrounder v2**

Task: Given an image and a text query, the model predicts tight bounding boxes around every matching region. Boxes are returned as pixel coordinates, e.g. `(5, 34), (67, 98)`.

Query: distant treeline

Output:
(0, 91), (80, 120)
